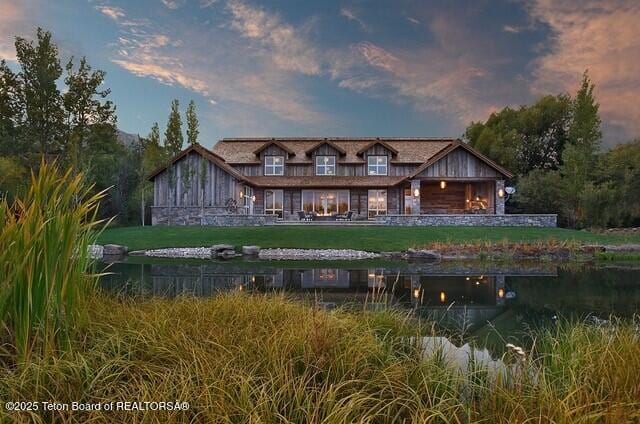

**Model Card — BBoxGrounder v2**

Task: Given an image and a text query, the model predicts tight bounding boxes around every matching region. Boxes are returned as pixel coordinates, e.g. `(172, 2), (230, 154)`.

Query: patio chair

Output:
(297, 211), (311, 222)
(344, 211), (353, 221)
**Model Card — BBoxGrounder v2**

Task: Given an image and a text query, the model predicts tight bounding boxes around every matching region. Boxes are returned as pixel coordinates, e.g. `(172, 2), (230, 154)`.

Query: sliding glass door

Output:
(301, 190), (350, 216)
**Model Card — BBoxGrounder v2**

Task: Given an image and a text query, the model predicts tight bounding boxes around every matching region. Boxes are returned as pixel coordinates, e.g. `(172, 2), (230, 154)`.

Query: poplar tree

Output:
(186, 100), (199, 145)
(164, 99), (183, 155)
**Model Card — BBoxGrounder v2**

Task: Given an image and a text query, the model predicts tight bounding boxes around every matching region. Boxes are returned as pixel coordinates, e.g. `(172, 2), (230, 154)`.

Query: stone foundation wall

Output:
(376, 214), (557, 227)
(151, 207), (277, 226)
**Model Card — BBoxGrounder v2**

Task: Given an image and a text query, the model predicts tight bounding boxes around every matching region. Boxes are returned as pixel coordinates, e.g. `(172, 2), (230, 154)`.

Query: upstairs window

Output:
(315, 156), (336, 175)
(264, 156), (284, 175)
(367, 156), (388, 175)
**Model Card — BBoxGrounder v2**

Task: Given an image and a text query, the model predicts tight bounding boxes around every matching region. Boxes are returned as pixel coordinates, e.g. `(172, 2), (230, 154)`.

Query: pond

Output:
(100, 257), (640, 352)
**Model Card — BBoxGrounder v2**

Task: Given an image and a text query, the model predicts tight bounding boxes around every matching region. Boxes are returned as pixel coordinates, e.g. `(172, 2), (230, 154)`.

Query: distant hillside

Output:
(116, 129), (142, 149)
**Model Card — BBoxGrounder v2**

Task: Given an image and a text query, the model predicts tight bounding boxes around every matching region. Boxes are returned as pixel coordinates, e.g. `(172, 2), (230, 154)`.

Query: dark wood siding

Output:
(153, 151), (240, 207)
(416, 148), (501, 178)
(420, 182), (466, 213)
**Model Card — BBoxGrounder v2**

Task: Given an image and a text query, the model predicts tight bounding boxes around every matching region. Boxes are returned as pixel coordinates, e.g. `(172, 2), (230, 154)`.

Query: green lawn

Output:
(97, 225), (640, 252)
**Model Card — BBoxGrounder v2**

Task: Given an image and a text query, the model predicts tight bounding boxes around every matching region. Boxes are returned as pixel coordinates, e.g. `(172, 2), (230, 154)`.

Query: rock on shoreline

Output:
(258, 248), (379, 260)
(145, 247), (212, 259)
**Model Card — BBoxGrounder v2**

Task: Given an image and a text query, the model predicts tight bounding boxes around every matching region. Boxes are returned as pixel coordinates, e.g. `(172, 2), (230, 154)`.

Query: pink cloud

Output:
(530, 0), (640, 142)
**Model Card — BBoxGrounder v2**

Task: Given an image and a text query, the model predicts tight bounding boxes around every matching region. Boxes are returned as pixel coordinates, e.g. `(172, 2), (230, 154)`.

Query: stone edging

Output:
(88, 243), (640, 261)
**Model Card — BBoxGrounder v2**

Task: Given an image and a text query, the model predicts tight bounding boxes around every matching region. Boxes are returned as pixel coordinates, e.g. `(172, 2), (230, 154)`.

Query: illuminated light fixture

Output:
(440, 181), (447, 190)
(498, 188), (505, 198)
(475, 196), (480, 201)
(240, 190), (244, 198)
(475, 281), (480, 285)
(251, 195), (256, 202)
(413, 188), (420, 197)
(498, 288), (505, 298)
(238, 284), (244, 291)
(413, 288), (420, 299)
(439, 291), (446, 303)
(466, 277), (470, 281)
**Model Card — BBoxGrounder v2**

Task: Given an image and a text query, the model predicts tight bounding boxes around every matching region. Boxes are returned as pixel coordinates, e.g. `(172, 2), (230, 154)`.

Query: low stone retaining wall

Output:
(376, 214), (557, 227)
(151, 207), (277, 226)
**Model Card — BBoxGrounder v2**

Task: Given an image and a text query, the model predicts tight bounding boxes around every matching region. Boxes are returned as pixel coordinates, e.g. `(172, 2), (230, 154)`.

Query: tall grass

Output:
(0, 161), (106, 363)
(1, 293), (638, 422)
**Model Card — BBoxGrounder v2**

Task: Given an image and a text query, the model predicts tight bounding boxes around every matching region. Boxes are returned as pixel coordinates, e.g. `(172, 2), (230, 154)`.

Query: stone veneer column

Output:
(495, 180), (505, 215)
(410, 180), (421, 215)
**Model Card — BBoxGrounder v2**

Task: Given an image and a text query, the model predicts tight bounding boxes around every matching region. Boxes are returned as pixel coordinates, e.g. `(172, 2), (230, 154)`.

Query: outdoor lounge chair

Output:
(336, 211), (353, 221)
(297, 211), (311, 222)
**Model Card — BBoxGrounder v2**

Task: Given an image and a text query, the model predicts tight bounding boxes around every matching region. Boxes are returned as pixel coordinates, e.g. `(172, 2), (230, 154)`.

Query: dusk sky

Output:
(1, 0), (639, 148)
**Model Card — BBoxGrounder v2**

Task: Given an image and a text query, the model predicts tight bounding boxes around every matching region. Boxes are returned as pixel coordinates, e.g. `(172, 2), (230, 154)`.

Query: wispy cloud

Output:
(502, 25), (521, 33)
(161, 0), (185, 10)
(96, 5), (126, 21)
(529, 0), (640, 142)
(103, 1), (326, 128)
(340, 7), (368, 31)
(226, 0), (322, 75)
(328, 12), (520, 126)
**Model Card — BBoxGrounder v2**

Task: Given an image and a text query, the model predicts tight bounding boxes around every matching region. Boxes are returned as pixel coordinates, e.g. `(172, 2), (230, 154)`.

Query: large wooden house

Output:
(147, 137), (555, 226)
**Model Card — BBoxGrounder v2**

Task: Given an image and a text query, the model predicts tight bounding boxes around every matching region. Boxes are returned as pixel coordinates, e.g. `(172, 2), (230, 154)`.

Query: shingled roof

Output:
(210, 137), (455, 164)
(245, 175), (407, 188)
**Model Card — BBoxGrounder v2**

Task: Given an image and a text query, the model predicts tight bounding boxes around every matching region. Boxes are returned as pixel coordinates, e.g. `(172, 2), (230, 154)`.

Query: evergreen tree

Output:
(63, 56), (117, 170)
(164, 99), (183, 155)
(14, 28), (65, 155)
(186, 100), (199, 145)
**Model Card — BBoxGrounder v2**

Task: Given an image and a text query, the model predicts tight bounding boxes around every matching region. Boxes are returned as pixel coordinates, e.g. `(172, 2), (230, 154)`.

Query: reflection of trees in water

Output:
(508, 267), (640, 317)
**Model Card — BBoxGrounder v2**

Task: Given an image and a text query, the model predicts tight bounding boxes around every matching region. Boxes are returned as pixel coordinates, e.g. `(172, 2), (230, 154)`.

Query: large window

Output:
(368, 189), (387, 218)
(315, 156), (336, 175)
(302, 190), (349, 216)
(367, 156), (388, 175)
(264, 189), (284, 218)
(264, 156), (284, 175)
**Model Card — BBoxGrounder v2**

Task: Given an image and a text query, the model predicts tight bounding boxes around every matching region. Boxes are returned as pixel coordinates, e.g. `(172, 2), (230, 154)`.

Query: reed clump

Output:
(1, 293), (638, 423)
(0, 161), (106, 363)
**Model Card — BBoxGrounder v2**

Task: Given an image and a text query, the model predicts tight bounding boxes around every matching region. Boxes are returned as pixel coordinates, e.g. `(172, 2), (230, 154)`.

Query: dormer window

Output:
(316, 156), (336, 175)
(368, 156), (388, 175)
(264, 156), (284, 175)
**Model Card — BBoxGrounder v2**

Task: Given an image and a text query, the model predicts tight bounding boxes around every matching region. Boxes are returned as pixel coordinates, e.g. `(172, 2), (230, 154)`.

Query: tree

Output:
(148, 122), (160, 147)
(164, 99), (183, 155)
(568, 71), (601, 150)
(515, 95), (571, 174)
(186, 100), (199, 145)
(465, 95), (570, 175)
(63, 56), (117, 170)
(14, 28), (65, 155)
(516, 169), (565, 219)
(560, 72), (602, 227)
(0, 60), (22, 155)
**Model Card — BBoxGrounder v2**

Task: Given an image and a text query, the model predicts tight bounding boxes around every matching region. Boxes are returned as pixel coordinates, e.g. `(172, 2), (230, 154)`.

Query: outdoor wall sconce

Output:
(413, 288), (420, 299)
(440, 180), (446, 189)
(498, 288), (505, 298)
(498, 188), (505, 198)
(439, 291), (446, 303)
(413, 188), (420, 197)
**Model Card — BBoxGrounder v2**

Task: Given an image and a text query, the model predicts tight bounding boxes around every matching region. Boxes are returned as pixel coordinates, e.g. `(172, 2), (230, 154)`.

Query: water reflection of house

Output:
(101, 261), (557, 330)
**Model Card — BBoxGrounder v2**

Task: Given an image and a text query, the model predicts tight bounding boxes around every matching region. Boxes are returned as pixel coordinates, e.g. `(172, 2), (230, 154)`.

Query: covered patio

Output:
(404, 179), (504, 215)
